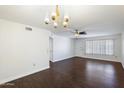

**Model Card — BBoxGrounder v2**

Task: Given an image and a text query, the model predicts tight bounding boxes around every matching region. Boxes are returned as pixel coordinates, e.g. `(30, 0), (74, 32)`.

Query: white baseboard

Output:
(122, 63), (124, 69)
(76, 56), (121, 62)
(0, 66), (49, 85)
(53, 56), (74, 62)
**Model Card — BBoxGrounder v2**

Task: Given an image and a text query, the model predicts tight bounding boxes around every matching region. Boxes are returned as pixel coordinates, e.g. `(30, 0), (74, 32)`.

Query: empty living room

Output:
(0, 1), (124, 91)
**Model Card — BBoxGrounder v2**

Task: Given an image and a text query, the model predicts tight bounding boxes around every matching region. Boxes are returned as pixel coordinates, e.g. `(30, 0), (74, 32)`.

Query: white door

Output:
(49, 37), (53, 62)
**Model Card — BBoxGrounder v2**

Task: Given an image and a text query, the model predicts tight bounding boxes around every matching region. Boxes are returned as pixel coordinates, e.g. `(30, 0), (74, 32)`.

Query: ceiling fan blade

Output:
(79, 31), (87, 35)
(65, 28), (87, 36)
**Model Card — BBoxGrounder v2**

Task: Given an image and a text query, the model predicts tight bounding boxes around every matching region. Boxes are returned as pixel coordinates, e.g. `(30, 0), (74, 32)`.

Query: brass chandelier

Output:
(44, 5), (69, 28)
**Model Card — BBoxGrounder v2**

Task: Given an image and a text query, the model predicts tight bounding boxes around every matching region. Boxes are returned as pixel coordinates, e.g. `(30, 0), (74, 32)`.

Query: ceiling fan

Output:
(66, 28), (87, 37)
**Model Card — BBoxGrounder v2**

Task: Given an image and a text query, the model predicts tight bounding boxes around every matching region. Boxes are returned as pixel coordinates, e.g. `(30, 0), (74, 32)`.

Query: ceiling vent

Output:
(25, 27), (32, 31)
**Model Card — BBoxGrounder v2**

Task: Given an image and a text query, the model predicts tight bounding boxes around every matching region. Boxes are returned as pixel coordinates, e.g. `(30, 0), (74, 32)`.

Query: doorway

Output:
(49, 37), (53, 62)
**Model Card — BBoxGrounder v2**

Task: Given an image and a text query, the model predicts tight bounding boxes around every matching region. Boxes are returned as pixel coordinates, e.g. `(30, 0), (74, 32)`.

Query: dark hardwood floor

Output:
(0, 57), (124, 88)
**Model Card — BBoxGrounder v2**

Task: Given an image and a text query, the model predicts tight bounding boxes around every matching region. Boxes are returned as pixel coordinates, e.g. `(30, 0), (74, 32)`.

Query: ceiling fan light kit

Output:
(74, 33), (79, 37)
(44, 5), (69, 28)
(73, 29), (87, 37)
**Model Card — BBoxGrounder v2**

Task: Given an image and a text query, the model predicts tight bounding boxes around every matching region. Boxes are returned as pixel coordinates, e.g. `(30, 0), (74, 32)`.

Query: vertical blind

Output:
(85, 39), (114, 55)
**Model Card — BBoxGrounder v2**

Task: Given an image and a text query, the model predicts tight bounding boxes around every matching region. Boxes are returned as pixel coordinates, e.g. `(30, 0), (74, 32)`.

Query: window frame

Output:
(85, 39), (115, 56)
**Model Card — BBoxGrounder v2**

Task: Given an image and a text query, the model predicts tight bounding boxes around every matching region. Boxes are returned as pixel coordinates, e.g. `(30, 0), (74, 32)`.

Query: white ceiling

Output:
(0, 5), (124, 37)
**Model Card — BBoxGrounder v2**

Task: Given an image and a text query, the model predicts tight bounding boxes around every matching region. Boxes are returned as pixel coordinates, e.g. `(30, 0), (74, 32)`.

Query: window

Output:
(85, 39), (114, 55)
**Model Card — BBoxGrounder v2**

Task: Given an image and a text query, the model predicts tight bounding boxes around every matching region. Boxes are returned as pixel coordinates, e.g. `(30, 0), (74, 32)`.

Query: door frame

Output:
(49, 37), (53, 62)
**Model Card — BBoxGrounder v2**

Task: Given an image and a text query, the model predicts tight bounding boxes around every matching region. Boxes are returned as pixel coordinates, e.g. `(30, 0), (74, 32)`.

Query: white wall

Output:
(0, 19), (51, 84)
(74, 34), (122, 62)
(52, 35), (74, 62)
(121, 32), (124, 68)
(0, 19), (122, 84)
